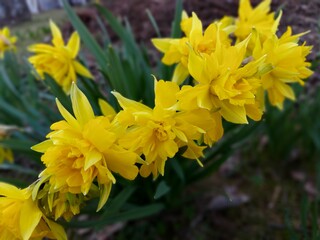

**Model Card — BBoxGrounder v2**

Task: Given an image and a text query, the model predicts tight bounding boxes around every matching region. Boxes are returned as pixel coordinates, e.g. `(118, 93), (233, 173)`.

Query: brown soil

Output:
(101, 0), (320, 59)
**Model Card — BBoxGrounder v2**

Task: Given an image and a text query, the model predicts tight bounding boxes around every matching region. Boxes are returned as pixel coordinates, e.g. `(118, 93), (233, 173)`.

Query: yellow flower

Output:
(177, 35), (266, 124)
(0, 146), (13, 164)
(253, 27), (313, 109)
(152, 12), (231, 84)
(28, 20), (93, 93)
(0, 124), (18, 164)
(113, 80), (222, 179)
(32, 83), (139, 211)
(0, 182), (67, 240)
(0, 27), (17, 58)
(235, 0), (282, 43)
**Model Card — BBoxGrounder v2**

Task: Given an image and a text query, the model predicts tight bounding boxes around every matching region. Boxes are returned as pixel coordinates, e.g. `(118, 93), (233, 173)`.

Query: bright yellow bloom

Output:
(32, 83), (139, 211)
(28, 20), (93, 93)
(253, 27), (313, 108)
(177, 35), (266, 124)
(152, 12), (231, 84)
(113, 80), (222, 179)
(0, 182), (66, 240)
(235, 0), (282, 43)
(0, 27), (17, 58)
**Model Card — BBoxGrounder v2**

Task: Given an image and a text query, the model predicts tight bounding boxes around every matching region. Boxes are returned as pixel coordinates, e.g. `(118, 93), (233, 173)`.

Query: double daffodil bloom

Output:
(178, 35), (266, 124)
(113, 80), (222, 179)
(0, 27), (17, 58)
(0, 182), (66, 240)
(28, 20), (93, 93)
(32, 83), (139, 211)
(253, 27), (313, 108)
(235, 0), (282, 43)
(152, 12), (232, 85)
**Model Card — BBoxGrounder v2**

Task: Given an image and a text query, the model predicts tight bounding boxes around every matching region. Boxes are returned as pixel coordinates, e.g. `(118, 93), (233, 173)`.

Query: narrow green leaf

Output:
(62, 0), (108, 69)
(171, 0), (183, 38)
(0, 177), (30, 188)
(170, 158), (185, 182)
(43, 74), (72, 113)
(0, 163), (38, 176)
(146, 9), (161, 37)
(67, 203), (164, 228)
(102, 185), (136, 216)
(154, 181), (170, 199)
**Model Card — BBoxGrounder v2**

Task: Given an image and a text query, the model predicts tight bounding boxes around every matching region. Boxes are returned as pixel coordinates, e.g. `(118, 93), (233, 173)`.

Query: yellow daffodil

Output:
(253, 27), (313, 108)
(0, 124), (18, 164)
(0, 27), (17, 58)
(113, 80), (222, 179)
(0, 146), (13, 164)
(152, 12), (231, 84)
(28, 20), (93, 93)
(235, 0), (282, 44)
(32, 83), (139, 211)
(177, 35), (266, 124)
(0, 182), (66, 240)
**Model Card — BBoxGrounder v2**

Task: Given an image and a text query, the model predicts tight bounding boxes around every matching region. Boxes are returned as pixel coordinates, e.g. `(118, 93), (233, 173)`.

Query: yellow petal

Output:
(112, 91), (151, 112)
(20, 199), (43, 240)
(71, 83), (95, 126)
(275, 81), (295, 100)
(0, 182), (25, 199)
(67, 32), (80, 58)
(44, 217), (67, 240)
(97, 182), (112, 212)
(151, 38), (172, 53)
(172, 63), (189, 85)
(31, 140), (53, 153)
(84, 150), (103, 170)
(28, 43), (55, 53)
(155, 79), (179, 108)
(56, 98), (81, 130)
(189, 12), (203, 45)
(105, 150), (139, 180)
(98, 99), (116, 118)
(220, 101), (248, 124)
(188, 50), (204, 82)
(49, 20), (64, 47)
(73, 61), (93, 79)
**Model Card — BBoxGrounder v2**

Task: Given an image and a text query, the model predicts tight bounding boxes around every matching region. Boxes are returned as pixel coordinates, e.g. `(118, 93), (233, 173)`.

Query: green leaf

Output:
(154, 181), (170, 199)
(43, 74), (72, 113)
(0, 177), (30, 188)
(62, 0), (108, 70)
(0, 163), (38, 176)
(170, 158), (185, 182)
(67, 203), (164, 228)
(102, 185), (136, 216)
(171, 0), (183, 38)
(146, 9), (161, 37)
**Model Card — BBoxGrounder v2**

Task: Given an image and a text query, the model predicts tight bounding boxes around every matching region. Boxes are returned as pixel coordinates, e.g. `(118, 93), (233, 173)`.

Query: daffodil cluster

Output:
(153, 0), (313, 111)
(1, 0), (313, 239)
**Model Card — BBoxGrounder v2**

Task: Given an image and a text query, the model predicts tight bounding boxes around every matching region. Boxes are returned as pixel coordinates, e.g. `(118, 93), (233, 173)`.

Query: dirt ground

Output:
(101, 0), (320, 60)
